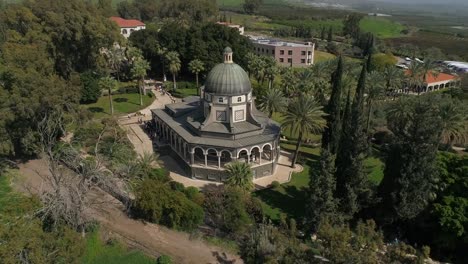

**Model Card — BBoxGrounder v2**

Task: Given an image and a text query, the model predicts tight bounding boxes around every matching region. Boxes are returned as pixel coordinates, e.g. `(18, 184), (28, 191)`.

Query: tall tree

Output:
(378, 95), (443, 222)
(382, 66), (404, 98)
(438, 97), (468, 148)
(365, 71), (385, 134)
(131, 57), (150, 106)
(343, 13), (363, 39)
(282, 96), (327, 168)
(258, 88), (287, 118)
(327, 27), (333, 43)
(306, 148), (338, 231)
(165, 51), (181, 91)
(321, 56), (343, 154)
(263, 56), (278, 89)
(99, 76), (118, 115)
(335, 64), (370, 217)
(225, 162), (254, 192)
(243, 0), (263, 14)
(188, 59), (205, 95)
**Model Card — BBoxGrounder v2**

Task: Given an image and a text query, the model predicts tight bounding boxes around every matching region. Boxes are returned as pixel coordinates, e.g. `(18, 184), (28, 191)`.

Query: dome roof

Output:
(204, 63), (251, 96)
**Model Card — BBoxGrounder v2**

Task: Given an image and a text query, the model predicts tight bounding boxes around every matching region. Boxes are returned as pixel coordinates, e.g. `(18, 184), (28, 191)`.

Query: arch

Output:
(206, 148), (218, 168)
(122, 29), (128, 35)
(250, 146), (261, 165)
(261, 142), (273, 150)
(192, 146), (205, 155)
(237, 148), (250, 158)
(220, 150), (233, 167)
(262, 144), (273, 161)
(193, 147), (205, 166)
(238, 149), (249, 163)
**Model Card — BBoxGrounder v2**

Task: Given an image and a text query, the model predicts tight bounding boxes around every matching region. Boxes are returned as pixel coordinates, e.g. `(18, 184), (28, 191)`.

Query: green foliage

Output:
(316, 219), (384, 263)
(258, 87), (287, 118)
(343, 13), (363, 39)
(239, 223), (310, 264)
(133, 178), (204, 231)
(130, 22), (253, 78)
(129, 0), (218, 22)
(80, 71), (102, 104)
(156, 255), (173, 264)
(379, 95), (443, 221)
(321, 56), (343, 154)
(306, 149), (338, 231)
(282, 95), (327, 167)
(83, 229), (154, 264)
(243, 0), (263, 14)
(371, 53), (398, 71)
(0, 171), (85, 264)
(225, 161), (254, 192)
(335, 64), (371, 217)
(203, 186), (260, 236)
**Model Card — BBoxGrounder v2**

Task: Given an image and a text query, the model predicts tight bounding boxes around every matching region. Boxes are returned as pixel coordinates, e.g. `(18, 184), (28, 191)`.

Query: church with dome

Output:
(151, 48), (281, 182)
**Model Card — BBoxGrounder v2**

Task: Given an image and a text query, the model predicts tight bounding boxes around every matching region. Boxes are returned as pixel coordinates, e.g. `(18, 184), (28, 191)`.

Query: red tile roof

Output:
(405, 70), (457, 84)
(110, 17), (145, 28)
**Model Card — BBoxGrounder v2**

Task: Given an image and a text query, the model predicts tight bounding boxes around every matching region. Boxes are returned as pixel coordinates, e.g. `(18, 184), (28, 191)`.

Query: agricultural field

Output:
(360, 16), (405, 38)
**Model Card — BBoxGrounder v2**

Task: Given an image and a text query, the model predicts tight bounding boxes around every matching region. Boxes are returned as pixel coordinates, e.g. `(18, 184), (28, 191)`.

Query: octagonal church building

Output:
(151, 47), (281, 182)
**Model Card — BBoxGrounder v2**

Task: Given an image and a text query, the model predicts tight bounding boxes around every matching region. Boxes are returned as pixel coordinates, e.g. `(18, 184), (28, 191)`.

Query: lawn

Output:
(83, 230), (155, 264)
(360, 17), (405, 38)
(172, 88), (198, 98)
(84, 93), (154, 118)
(314, 50), (336, 63)
(256, 144), (384, 221)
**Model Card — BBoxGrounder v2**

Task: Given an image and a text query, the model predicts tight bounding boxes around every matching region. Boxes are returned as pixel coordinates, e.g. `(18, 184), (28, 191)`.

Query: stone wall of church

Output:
(190, 163), (274, 182)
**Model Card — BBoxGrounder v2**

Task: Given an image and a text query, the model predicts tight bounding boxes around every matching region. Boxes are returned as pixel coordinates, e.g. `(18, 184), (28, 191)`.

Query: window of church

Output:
(218, 97), (224, 103)
(237, 97), (242, 102)
(216, 111), (226, 121)
(235, 110), (244, 121)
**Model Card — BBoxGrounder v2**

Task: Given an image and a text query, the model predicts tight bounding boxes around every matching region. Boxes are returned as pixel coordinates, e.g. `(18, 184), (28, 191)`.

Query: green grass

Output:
(83, 93), (154, 118)
(172, 88), (198, 98)
(255, 164), (313, 221)
(360, 17), (405, 38)
(218, 0), (285, 8)
(256, 143), (384, 221)
(314, 50), (336, 63)
(364, 156), (385, 185)
(83, 230), (155, 264)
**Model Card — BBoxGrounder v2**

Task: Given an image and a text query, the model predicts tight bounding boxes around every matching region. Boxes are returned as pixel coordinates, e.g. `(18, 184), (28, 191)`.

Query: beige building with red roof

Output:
(405, 70), (460, 93)
(110, 17), (145, 38)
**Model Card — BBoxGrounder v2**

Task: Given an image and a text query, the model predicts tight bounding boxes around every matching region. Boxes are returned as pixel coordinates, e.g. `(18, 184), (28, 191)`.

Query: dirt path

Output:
(16, 159), (241, 264)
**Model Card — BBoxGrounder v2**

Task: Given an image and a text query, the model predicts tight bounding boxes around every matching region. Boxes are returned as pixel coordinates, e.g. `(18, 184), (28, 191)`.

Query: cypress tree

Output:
(320, 27), (326, 40)
(306, 148), (338, 231)
(335, 63), (370, 217)
(327, 27), (333, 42)
(378, 96), (443, 222)
(321, 56), (343, 154)
(366, 52), (373, 73)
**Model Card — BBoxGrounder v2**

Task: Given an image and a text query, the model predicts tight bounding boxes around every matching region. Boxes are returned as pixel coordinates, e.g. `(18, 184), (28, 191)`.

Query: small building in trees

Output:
(216, 22), (245, 35)
(151, 48), (281, 182)
(110, 17), (145, 38)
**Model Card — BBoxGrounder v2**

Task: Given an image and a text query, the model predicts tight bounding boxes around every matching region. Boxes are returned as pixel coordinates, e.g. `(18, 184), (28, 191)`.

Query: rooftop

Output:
(405, 70), (458, 84)
(110, 16), (145, 28)
(251, 37), (313, 48)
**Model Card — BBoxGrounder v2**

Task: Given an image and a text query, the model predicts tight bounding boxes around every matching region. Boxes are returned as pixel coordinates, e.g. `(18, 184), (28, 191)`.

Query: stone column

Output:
(259, 150), (263, 165)
(190, 150), (194, 165)
(204, 152), (208, 167)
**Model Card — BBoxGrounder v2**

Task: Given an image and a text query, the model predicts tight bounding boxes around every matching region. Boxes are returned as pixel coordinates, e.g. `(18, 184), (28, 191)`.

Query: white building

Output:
(110, 17), (145, 38)
(216, 22), (245, 35)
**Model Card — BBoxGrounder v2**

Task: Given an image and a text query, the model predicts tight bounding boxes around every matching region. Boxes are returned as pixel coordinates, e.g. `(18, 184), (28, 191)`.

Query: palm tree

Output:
(282, 96), (327, 168)
(407, 61), (425, 93)
(102, 43), (125, 80)
(365, 71), (385, 134)
(280, 67), (297, 97)
(225, 162), (254, 192)
(438, 99), (468, 148)
(165, 51), (181, 91)
(99, 76), (118, 115)
(245, 52), (257, 78)
(131, 57), (150, 106)
(263, 56), (277, 89)
(188, 59), (205, 95)
(137, 152), (159, 175)
(382, 66), (404, 98)
(258, 88), (287, 118)
(157, 46), (168, 80)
